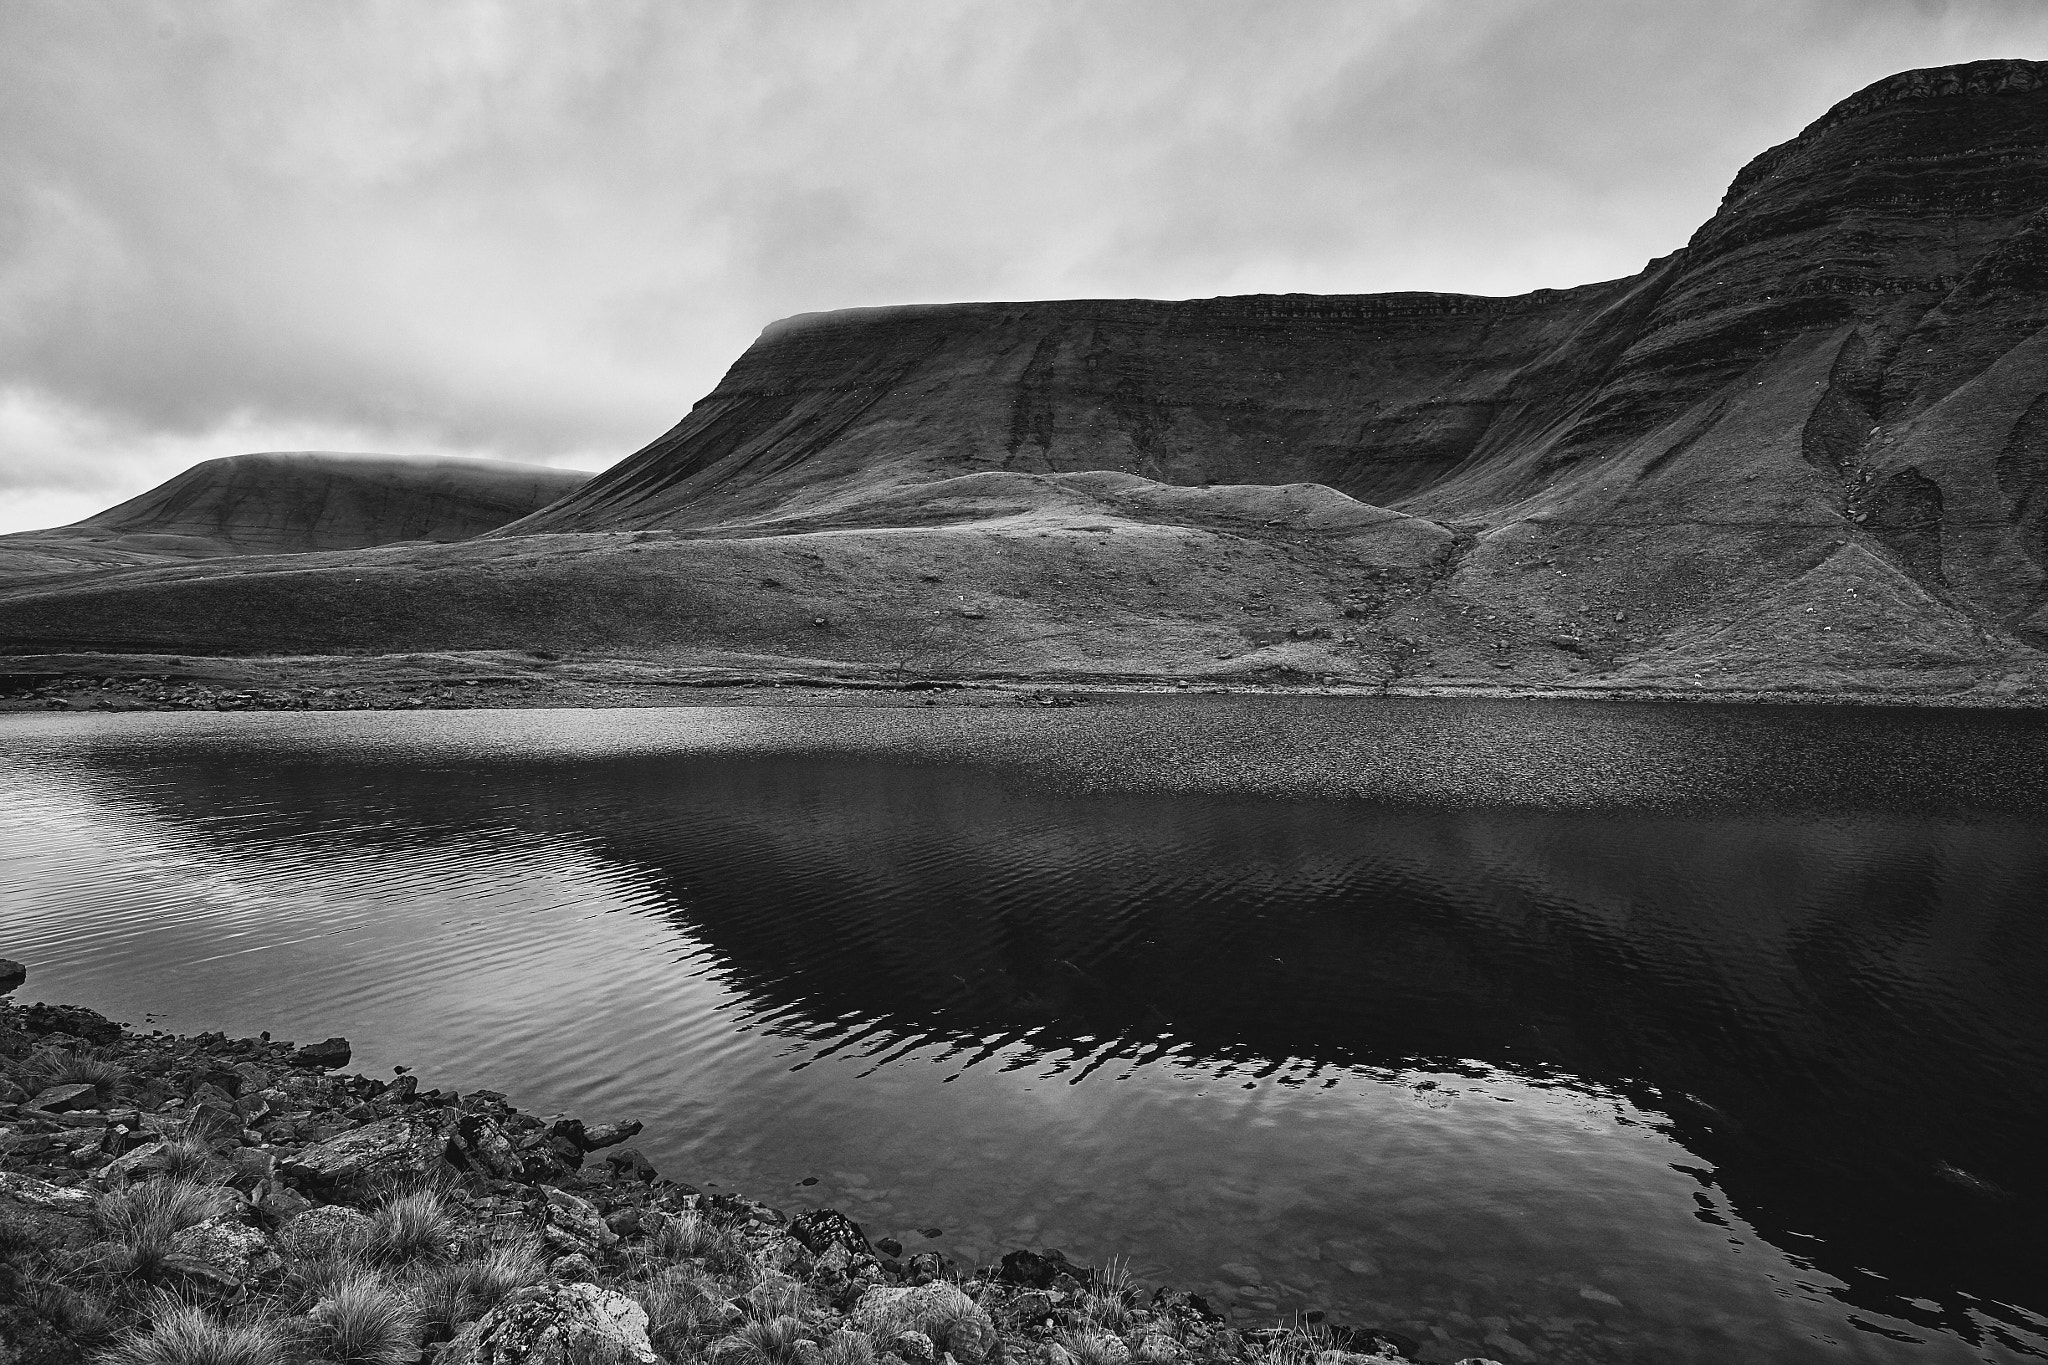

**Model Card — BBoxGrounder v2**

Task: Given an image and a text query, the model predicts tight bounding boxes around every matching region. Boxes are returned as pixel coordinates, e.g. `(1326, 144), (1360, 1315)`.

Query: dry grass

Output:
(711, 1315), (813, 1365)
(630, 1265), (727, 1363)
(644, 1210), (753, 1280)
(1057, 1329), (1134, 1365)
(360, 1191), (459, 1267)
(306, 1272), (423, 1365)
(743, 1272), (813, 1321)
(814, 1329), (878, 1365)
(152, 1138), (234, 1185)
(103, 1303), (292, 1365)
(1080, 1257), (1136, 1333)
(409, 1240), (549, 1338)
(91, 1178), (237, 1284)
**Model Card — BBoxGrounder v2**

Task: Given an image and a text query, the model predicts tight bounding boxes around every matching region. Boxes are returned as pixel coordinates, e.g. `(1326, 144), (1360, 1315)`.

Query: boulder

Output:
(789, 1208), (870, 1258)
(441, 1282), (657, 1365)
(167, 1217), (282, 1286)
(0, 1170), (95, 1212)
(279, 1116), (452, 1194)
(0, 958), (26, 994)
(600, 1148), (657, 1183)
(575, 1120), (642, 1152)
(30, 1082), (100, 1112)
(292, 1037), (352, 1070)
(540, 1185), (616, 1256)
(455, 1114), (525, 1180)
(20, 1003), (121, 1045)
(998, 1248), (1093, 1290)
(276, 1204), (375, 1258)
(95, 1140), (171, 1186)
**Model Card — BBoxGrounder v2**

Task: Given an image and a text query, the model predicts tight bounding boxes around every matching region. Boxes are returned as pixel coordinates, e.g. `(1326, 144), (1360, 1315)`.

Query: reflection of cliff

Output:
(58, 733), (2048, 1328)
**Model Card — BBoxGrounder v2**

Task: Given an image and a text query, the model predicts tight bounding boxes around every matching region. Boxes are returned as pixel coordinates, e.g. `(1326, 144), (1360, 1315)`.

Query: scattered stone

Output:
(0, 959), (25, 994)
(877, 1236), (905, 1259)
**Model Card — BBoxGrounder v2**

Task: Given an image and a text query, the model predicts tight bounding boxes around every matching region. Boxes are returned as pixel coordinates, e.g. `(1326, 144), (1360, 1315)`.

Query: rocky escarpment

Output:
(4, 61), (2048, 701)
(0, 453), (591, 581)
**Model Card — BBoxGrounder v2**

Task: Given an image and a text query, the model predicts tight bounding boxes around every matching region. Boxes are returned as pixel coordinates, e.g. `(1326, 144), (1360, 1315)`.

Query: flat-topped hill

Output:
(0, 453), (591, 579)
(4, 61), (2047, 702)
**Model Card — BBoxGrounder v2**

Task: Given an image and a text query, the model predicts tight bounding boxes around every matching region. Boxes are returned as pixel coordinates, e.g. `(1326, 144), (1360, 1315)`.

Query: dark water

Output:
(2, 699), (2045, 1364)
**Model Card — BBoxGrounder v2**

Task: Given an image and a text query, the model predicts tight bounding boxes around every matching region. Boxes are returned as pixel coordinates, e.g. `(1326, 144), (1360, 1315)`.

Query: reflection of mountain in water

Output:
(70, 727), (2048, 1338)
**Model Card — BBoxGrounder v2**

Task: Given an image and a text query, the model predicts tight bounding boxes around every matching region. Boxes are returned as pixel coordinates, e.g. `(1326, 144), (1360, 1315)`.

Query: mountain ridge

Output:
(4, 59), (2047, 703)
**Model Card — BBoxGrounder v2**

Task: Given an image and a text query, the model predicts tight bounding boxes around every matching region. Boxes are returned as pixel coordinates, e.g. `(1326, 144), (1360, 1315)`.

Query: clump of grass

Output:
(644, 1211), (753, 1280)
(410, 1241), (549, 1338)
(25, 1278), (120, 1348)
(815, 1329), (877, 1365)
(1253, 1319), (1337, 1365)
(103, 1303), (293, 1365)
(1057, 1329), (1135, 1365)
(1080, 1257), (1136, 1333)
(20, 1046), (132, 1106)
(744, 1272), (813, 1321)
(152, 1137), (234, 1185)
(92, 1178), (237, 1284)
(285, 1251), (377, 1313)
(631, 1266), (726, 1362)
(360, 1191), (458, 1267)
(712, 1315), (812, 1365)
(306, 1273), (423, 1365)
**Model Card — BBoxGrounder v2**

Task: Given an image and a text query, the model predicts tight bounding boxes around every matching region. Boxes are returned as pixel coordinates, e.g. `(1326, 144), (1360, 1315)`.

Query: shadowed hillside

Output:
(5, 61), (2048, 702)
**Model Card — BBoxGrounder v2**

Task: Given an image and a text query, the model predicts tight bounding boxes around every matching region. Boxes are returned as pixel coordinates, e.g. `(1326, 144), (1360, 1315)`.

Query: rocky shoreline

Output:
(0, 966), (1501, 1365)
(2, 650), (2042, 715)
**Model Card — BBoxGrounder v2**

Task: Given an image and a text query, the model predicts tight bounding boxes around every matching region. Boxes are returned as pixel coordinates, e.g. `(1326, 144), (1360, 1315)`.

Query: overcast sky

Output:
(4, 0), (2047, 532)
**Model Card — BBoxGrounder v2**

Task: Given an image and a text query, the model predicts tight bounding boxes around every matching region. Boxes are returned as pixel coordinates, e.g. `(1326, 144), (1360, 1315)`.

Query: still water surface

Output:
(2, 699), (2045, 1364)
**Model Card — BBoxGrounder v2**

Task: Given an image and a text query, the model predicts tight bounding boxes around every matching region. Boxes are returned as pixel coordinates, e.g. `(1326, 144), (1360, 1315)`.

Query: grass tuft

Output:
(744, 1272), (813, 1321)
(92, 1178), (237, 1284)
(19, 1046), (133, 1106)
(815, 1328), (878, 1365)
(307, 1272), (424, 1365)
(1058, 1329), (1135, 1365)
(103, 1303), (292, 1365)
(631, 1266), (726, 1362)
(409, 1241), (549, 1338)
(360, 1191), (459, 1267)
(712, 1315), (813, 1365)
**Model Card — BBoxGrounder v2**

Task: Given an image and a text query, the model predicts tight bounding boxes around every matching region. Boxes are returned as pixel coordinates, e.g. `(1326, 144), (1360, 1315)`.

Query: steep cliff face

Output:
(0, 453), (591, 580)
(4, 61), (2047, 699)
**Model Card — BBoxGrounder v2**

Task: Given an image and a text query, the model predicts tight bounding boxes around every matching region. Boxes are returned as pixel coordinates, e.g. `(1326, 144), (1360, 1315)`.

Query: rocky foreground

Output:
(0, 967), (1499, 1365)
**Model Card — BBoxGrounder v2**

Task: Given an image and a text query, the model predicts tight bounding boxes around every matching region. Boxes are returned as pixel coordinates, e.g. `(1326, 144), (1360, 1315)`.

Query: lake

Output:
(2, 698), (2044, 1364)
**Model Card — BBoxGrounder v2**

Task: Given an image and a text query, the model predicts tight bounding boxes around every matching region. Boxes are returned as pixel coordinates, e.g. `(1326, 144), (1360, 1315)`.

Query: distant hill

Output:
(4, 61), (2048, 702)
(0, 453), (591, 580)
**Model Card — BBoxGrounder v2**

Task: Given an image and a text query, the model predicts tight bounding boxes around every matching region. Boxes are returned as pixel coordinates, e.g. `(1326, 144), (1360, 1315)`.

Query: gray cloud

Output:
(3, 0), (2047, 530)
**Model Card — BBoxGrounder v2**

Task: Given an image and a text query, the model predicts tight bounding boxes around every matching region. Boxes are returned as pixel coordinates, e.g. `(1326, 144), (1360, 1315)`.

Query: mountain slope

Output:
(4, 60), (2047, 701)
(0, 453), (592, 581)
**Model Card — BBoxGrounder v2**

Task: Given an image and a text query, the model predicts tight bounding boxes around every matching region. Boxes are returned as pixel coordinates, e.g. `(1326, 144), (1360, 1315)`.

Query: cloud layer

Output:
(4, 0), (2047, 531)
